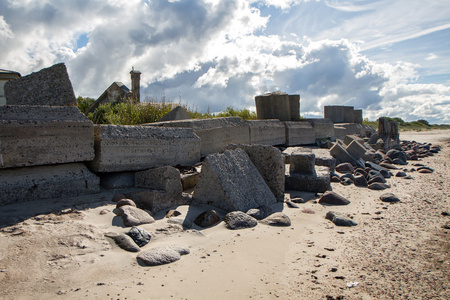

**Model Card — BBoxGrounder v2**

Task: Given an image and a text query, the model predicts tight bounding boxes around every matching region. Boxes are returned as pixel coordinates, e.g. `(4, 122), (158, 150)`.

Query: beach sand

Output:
(1, 130), (449, 299)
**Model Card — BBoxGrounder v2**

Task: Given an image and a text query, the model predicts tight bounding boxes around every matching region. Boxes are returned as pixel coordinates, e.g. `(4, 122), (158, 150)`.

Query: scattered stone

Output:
(325, 211), (357, 226)
(137, 245), (190, 266)
(116, 199), (137, 209)
(112, 194), (126, 202)
(418, 168), (433, 174)
(127, 227), (152, 247)
(354, 168), (368, 177)
(340, 177), (353, 186)
(331, 175), (340, 183)
(379, 168), (391, 178)
(368, 183), (390, 190)
(442, 222), (450, 230)
(165, 210), (182, 218)
(392, 158), (408, 165)
(380, 193), (400, 203)
(106, 233), (140, 252)
(116, 206), (155, 227)
(302, 208), (315, 214)
(368, 176), (386, 184)
(353, 175), (368, 187)
(395, 171), (407, 177)
(246, 205), (273, 220)
(99, 209), (110, 215)
(285, 200), (300, 208)
(318, 191), (350, 205)
(335, 163), (354, 174)
(379, 162), (398, 170)
(223, 211), (258, 230)
(291, 197), (306, 204)
(442, 211), (450, 216)
(386, 149), (408, 163)
(194, 210), (221, 228)
(260, 212), (291, 227)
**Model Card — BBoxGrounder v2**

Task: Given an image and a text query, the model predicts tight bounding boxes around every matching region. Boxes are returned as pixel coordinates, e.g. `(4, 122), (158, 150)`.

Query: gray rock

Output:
(246, 205), (273, 220)
(368, 183), (390, 190)
(353, 175), (368, 187)
(127, 226), (152, 247)
(335, 163), (354, 174)
(392, 158), (408, 165)
(106, 233), (140, 252)
(137, 245), (190, 266)
(395, 171), (407, 177)
(194, 210), (221, 228)
(340, 177), (353, 186)
(368, 176), (386, 184)
(4, 63), (77, 106)
(380, 193), (400, 203)
(116, 206), (155, 227)
(260, 212), (291, 227)
(318, 191), (350, 205)
(291, 197), (306, 204)
(193, 149), (277, 212)
(325, 211), (357, 226)
(386, 149), (408, 163)
(224, 211), (258, 230)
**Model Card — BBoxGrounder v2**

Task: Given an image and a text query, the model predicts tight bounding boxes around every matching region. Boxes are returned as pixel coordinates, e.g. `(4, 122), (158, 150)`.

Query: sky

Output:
(1, 0), (450, 124)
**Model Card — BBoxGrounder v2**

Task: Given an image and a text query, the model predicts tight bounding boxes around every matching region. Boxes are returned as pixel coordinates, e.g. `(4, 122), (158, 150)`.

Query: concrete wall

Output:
(255, 92), (291, 121)
(247, 119), (286, 146)
(303, 118), (335, 140)
(324, 105), (359, 124)
(284, 121), (316, 146)
(288, 94), (300, 121)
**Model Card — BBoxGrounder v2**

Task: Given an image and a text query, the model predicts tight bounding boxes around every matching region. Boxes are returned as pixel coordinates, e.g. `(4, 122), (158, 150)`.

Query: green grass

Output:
(363, 117), (450, 132)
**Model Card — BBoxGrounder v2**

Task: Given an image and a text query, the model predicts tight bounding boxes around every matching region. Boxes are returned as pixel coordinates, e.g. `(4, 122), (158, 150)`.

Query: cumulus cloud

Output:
(0, 0), (449, 124)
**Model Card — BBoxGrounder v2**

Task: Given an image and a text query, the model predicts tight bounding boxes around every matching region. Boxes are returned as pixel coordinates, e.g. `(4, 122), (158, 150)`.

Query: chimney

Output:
(130, 67), (141, 102)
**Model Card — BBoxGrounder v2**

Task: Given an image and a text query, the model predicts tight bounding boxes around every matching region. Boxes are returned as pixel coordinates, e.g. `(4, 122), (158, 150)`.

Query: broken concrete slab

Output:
(158, 106), (191, 122)
(193, 148), (277, 212)
(284, 121), (315, 146)
(0, 163), (100, 205)
(4, 63), (77, 106)
(146, 117), (250, 157)
(247, 119), (286, 146)
(285, 166), (331, 193)
(87, 125), (201, 173)
(0, 105), (94, 169)
(303, 118), (335, 140)
(227, 144), (285, 202)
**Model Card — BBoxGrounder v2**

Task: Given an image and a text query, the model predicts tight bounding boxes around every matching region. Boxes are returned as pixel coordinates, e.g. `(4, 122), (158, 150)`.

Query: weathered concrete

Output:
(282, 147), (335, 172)
(290, 152), (316, 175)
(346, 140), (366, 160)
(0, 163), (100, 205)
(343, 106), (355, 123)
(285, 166), (330, 193)
(354, 109), (363, 124)
(125, 190), (186, 214)
(304, 118), (335, 140)
(255, 92), (291, 121)
(87, 125), (201, 173)
(288, 94), (300, 121)
(333, 123), (363, 140)
(158, 106), (191, 122)
(324, 106), (345, 123)
(247, 119), (286, 146)
(227, 144), (285, 202)
(135, 166), (182, 193)
(146, 117), (249, 157)
(330, 142), (356, 164)
(193, 149), (277, 212)
(4, 63), (77, 106)
(100, 172), (135, 189)
(284, 121), (315, 146)
(343, 135), (365, 146)
(0, 105), (94, 169)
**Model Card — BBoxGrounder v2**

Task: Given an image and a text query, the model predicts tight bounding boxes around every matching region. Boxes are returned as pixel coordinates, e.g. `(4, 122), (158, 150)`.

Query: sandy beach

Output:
(1, 129), (449, 300)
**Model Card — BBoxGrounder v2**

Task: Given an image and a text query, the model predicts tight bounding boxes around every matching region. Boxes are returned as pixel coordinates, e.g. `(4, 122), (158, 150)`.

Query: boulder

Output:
(224, 211), (258, 230)
(116, 206), (155, 227)
(246, 205), (273, 220)
(335, 163), (354, 174)
(137, 245), (190, 266)
(260, 212), (291, 227)
(353, 175), (368, 187)
(116, 199), (137, 209)
(127, 226), (152, 247)
(318, 191), (350, 205)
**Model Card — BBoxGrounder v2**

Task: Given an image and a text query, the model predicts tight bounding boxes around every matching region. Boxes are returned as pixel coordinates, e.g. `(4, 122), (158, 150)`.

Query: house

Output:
(0, 69), (21, 105)
(86, 68), (141, 114)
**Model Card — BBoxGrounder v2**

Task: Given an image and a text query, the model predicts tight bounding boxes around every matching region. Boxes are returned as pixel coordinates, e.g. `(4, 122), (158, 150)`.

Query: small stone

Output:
(137, 245), (190, 266)
(353, 175), (368, 187)
(368, 183), (390, 190)
(106, 233), (140, 252)
(291, 197), (306, 204)
(99, 209), (110, 215)
(325, 211), (357, 226)
(340, 177), (353, 186)
(116, 206), (155, 227)
(116, 199), (137, 209)
(335, 163), (354, 174)
(392, 158), (407, 165)
(224, 211), (258, 230)
(379, 193), (400, 203)
(127, 226), (152, 247)
(165, 210), (182, 218)
(418, 168), (433, 174)
(260, 212), (291, 227)
(395, 171), (407, 177)
(194, 210), (221, 228)
(330, 176), (340, 183)
(318, 191), (350, 205)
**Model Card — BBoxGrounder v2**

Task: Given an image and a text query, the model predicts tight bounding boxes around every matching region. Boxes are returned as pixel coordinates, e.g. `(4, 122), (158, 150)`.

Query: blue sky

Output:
(1, 0), (449, 123)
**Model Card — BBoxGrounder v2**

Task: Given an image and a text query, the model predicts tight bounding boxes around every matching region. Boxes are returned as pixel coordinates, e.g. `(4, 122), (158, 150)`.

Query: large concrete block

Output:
(343, 134), (365, 146)
(255, 92), (291, 121)
(135, 166), (182, 194)
(0, 163), (100, 205)
(283, 147), (336, 172)
(354, 109), (363, 124)
(324, 106), (345, 123)
(333, 123), (361, 140)
(285, 166), (330, 193)
(146, 117), (250, 157)
(284, 121), (315, 146)
(346, 140), (366, 160)
(343, 106), (355, 123)
(288, 94), (300, 121)
(0, 105), (94, 169)
(304, 118), (335, 140)
(87, 125), (201, 172)
(228, 144), (285, 202)
(4, 63), (76, 106)
(330, 142), (355, 164)
(193, 149), (277, 212)
(247, 119), (286, 146)
(290, 152), (316, 175)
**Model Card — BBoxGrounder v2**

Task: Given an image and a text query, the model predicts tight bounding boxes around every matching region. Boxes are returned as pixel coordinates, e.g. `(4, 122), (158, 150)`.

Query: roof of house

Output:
(0, 69), (21, 77)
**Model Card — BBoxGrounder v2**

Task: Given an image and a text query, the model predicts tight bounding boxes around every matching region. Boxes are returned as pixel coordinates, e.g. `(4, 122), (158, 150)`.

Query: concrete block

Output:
(312, 148), (336, 172)
(304, 118), (335, 139)
(284, 121), (315, 146)
(4, 63), (76, 106)
(135, 166), (182, 194)
(324, 106), (345, 123)
(100, 172), (135, 189)
(228, 144), (285, 202)
(247, 119), (286, 146)
(343, 106), (355, 123)
(330, 143), (356, 164)
(0, 163), (100, 205)
(343, 135), (365, 146)
(146, 117), (249, 157)
(255, 92), (291, 121)
(290, 152), (316, 175)
(125, 190), (186, 214)
(354, 109), (363, 124)
(333, 123), (361, 140)
(193, 149), (277, 212)
(285, 166), (330, 193)
(158, 106), (191, 122)
(0, 105), (94, 169)
(346, 140), (366, 160)
(87, 125), (201, 173)
(282, 147), (311, 164)
(288, 94), (300, 121)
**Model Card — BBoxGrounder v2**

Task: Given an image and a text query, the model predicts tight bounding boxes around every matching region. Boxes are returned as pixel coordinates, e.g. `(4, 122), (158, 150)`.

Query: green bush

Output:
(76, 96), (96, 113)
